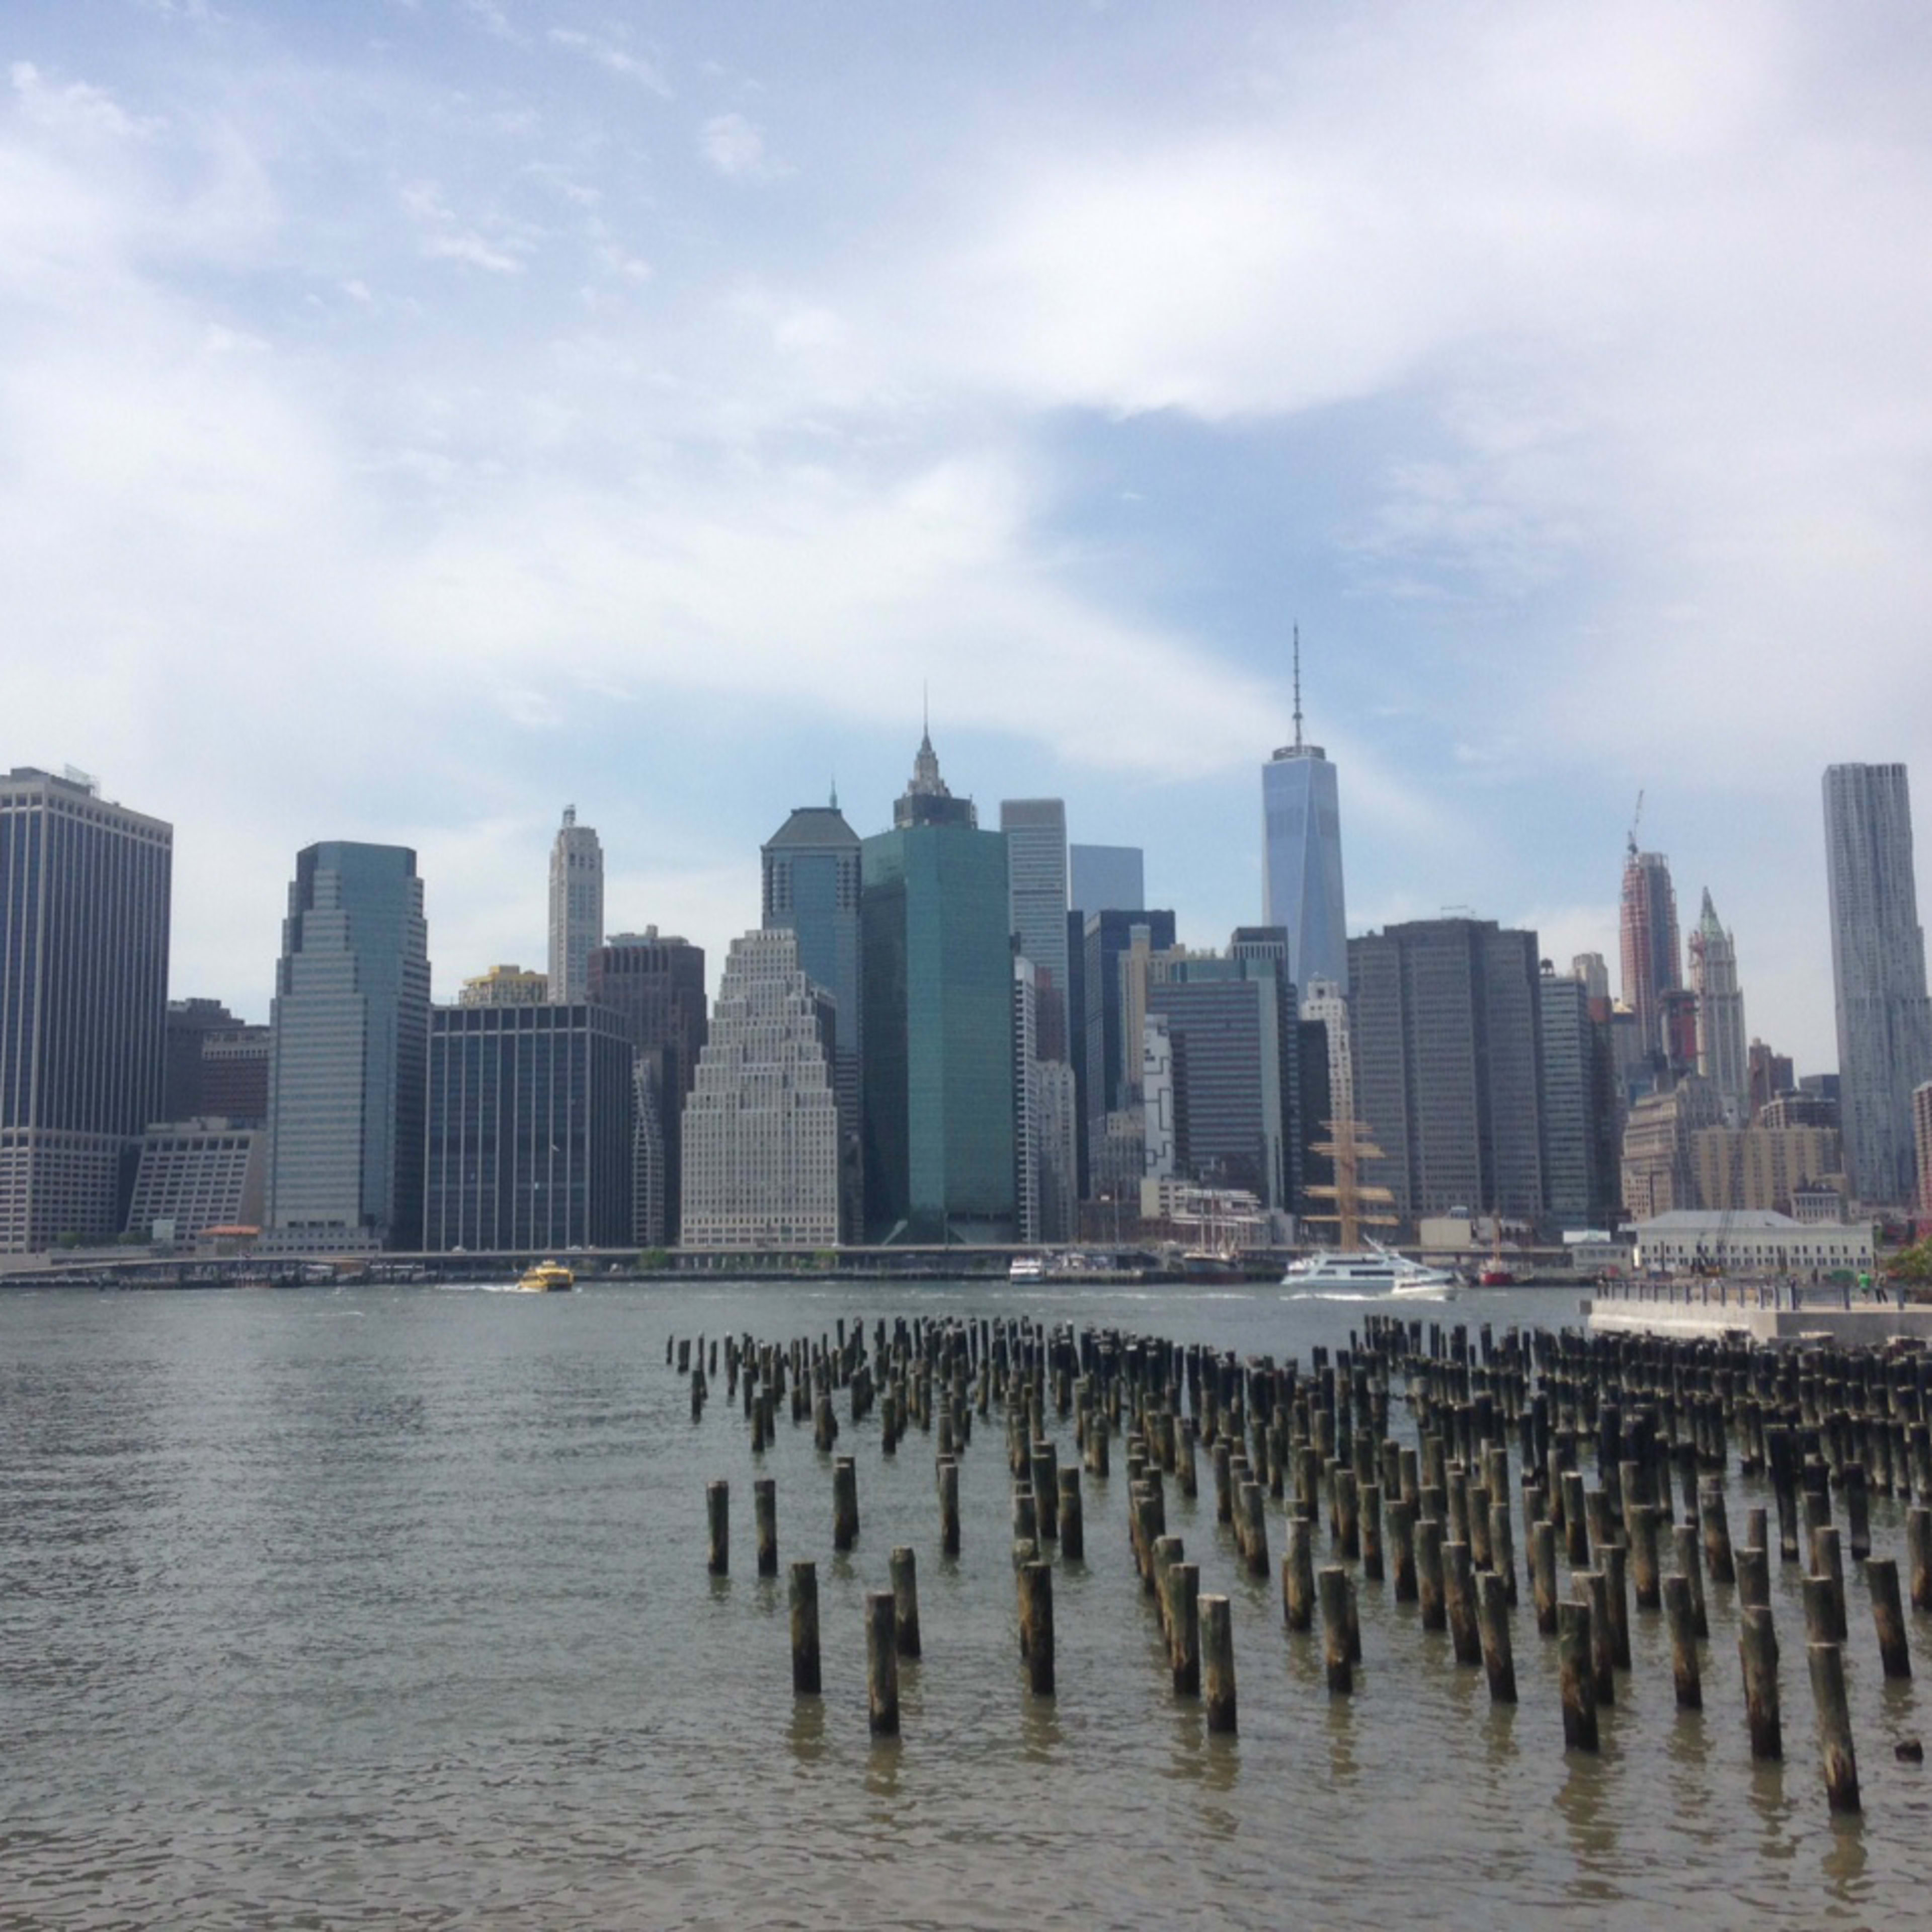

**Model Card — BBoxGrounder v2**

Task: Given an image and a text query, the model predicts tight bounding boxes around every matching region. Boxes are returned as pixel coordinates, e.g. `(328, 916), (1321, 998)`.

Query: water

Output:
(3, 1278), (1929, 1929)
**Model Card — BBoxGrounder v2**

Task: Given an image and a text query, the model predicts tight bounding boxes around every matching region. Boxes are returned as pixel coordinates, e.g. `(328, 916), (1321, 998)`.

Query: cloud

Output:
(398, 177), (530, 272)
(547, 28), (672, 97)
(700, 111), (778, 180)
(11, 61), (162, 143)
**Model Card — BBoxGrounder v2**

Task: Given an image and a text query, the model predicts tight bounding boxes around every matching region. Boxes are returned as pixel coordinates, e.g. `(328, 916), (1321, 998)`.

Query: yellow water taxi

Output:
(518, 1259), (575, 1293)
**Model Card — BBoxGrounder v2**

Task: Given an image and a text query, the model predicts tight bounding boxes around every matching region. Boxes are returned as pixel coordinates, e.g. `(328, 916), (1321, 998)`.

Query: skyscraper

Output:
(265, 842), (430, 1250)
(679, 929), (840, 1249)
(1539, 965), (1618, 1230)
(1069, 844), (1144, 918)
(1000, 798), (1070, 1061)
(862, 732), (1015, 1243)
(1619, 843), (1681, 1065)
(547, 807), (603, 1004)
(1261, 631), (1348, 994)
(424, 1002), (634, 1251)
(1689, 889), (1747, 1117)
(0, 768), (172, 1251)
(763, 798), (863, 1237)
(1823, 762), (1932, 1205)
(1349, 917), (1546, 1230)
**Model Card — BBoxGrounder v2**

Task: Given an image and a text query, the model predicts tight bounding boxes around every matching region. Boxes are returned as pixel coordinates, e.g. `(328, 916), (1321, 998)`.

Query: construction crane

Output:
(1627, 787), (1645, 860)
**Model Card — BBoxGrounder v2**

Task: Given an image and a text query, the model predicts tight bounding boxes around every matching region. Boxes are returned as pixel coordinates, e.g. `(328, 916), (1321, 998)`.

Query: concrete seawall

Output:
(1585, 1298), (1932, 1345)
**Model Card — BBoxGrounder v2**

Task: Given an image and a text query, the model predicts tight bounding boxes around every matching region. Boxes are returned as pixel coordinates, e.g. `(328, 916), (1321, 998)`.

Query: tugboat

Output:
(518, 1259), (575, 1293)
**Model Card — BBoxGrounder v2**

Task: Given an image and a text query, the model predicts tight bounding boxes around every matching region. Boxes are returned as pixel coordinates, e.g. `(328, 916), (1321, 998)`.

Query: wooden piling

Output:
(1574, 1571), (1615, 1705)
(1739, 1605), (1781, 1760)
(1736, 1544), (1771, 1611)
(1867, 1556), (1911, 1679)
(1241, 1480), (1271, 1579)
(891, 1545), (922, 1659)
(1166, 1559), (1201, 1694)
(1388, 1497), (1419, 1603)
(1562, 1470), (1589, 1567)
(1603, 1543), (1632, 1669)
(866, 1590), (900, 1734)
(1031, 1442), (1060, 1539)
(754, 1477), (777, 1577)
(833, 1456), (859, 1552)
(1663, 1572), (1701, 1709)
(706, 1479), (729, 1576)
(938, 1457), (961, 1558)
(1018, 1561), (1055, 1696)
(789, 1560), (821, 1695)
(1489, 1499), (1517, 1606)
(1630, 1504), (1661, 1611)
(1362, 1480), (1385, 1583)
(1909, 1506), (1932, 1612)
(1202, 1594), (1237, 1733)
(1058, 1466), (1084, 1563)
(1283, 1515), (1317, 1632)
(1445, 1542), (1483, 1666)
(1671, 1522), (1709, 1639)
(1417, 1517), (1448, 1632)
(1810, 1524), (1847, 1642)
(1700, 1478), (1736, 1586)
(1807, 1641), (1860, 1813)
(1320, 1565), (1353, 1693)
(1474, 1569), (1513, 1701)
(1531, 1518), (1559, 1636)
(1557, 1600), (1599, 1751)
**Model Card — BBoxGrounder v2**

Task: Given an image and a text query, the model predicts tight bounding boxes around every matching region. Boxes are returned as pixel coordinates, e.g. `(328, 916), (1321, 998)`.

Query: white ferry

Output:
(1008, 1254), (1046, 1283)
(1282, 1240), (1460, 1300)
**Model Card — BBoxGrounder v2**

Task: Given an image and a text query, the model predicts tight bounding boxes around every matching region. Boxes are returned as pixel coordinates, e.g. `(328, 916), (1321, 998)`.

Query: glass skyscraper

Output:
(1069, 843), (1143, 918)
(1261, 668), (1348, 994)
(1000, 798), (1069, 1061)
(0, 768), (172, 1251)
(862, 736), (1015, 1243)
(1824, 762), (1932, 1205)
(265, 842), (430, 1249)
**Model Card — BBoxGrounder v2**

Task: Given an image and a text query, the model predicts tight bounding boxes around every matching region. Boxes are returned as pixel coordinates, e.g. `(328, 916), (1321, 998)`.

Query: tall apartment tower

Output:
(1619, 843), (1681, 1065)
(1349, 917), (1546, 1230)
(266, 842), (430, 1250)
(547, 807), (603, 1004)
(1261, 630), (1348, 994)
(1823, 763), (1932, 1205)
(681, 928), (841, 1249)
(0, 769), (172, 1251)
(862, 731), (1015, 1243)
(1000, 798), (1070, 1060)
(762, 797), (863, 1238)
(1689, 888), (1748, 1117)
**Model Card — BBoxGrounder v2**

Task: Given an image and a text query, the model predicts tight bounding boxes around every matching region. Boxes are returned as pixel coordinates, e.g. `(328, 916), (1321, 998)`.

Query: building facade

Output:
(1082, 909), (1179, 1195)
(547, 807), (604, 1004)
(1692, 1122), (1845, 1217)
(165, 998), (269, 1125)
(1001, 799), (1070, 1061)
(1539, 967), (1619, 1231)
(1915, 1079), (1932, 1215)
(1348, 917), (1546, 1231)
(424, 1002), (634, 1252)
(1633, 1209), (1873, 1279)
(861, 735), (1015, 1243)
(265, 842), (430, 1250)
(1619, 845), (1681, 1066)
(1, 769), (172, 1252)
(460, 964), (549, 1007)
(1261, 661), (1348, 995)
(1689, 888), (1747, 1117)
(1619, 1076), (1725, 1221)
(1069, 844), (1144, 918)
(762, 800), (863, 1239)
(1823, 763), (1932, 1206)
(126, 1119), (264, 1241)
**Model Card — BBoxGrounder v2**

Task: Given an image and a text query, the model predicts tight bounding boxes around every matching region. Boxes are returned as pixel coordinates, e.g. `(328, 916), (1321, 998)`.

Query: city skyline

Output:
(11, 6), (1932, 1075)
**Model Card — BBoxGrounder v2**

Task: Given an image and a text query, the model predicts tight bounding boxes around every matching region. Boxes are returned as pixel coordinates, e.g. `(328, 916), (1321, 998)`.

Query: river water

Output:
(4, 1277), (1929, 1929)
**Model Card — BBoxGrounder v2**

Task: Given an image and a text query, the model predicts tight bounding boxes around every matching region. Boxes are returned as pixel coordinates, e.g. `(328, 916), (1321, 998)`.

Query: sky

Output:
(7, 1), (1932, 1074)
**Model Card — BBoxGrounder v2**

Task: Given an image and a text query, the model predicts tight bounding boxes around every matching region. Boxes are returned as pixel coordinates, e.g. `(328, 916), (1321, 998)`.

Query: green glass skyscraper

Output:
(861, 733), (1015, 1243)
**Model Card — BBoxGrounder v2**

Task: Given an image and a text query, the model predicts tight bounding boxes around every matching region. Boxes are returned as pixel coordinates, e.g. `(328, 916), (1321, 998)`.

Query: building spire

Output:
(829, 774), (839, 811)
(1292, 623), (1303, 753)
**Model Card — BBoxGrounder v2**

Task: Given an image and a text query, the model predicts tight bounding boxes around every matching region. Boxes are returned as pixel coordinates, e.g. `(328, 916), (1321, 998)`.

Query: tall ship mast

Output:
(1303, 1110), (1398, 1253)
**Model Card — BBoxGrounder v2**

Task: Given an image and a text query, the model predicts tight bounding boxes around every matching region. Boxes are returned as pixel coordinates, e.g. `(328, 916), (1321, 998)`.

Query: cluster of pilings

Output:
(667, 1312), (1931, 1807)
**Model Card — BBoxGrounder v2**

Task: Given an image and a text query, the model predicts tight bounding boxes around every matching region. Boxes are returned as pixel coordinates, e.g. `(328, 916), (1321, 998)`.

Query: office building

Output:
(1001, 799), (1070, 1060)
(1083, 909), (1178, 1198)
(1633, 1209), (1873, 1279)
(1747, 1039), (1795, 1120)
(265, 842), (430, 1251)
(164, 998), (269, 1124)
(1261, 635), (1349, 993)
(862, 733), (1015, 1243)
(1, 769), (172, 1252)
(1688, 890), (1747, 1115)
(1572, 953), (1611, 1004)
(1824, 763), (1932, 1205)
(125, 1119), (264, 1242)
(425, 1002), (634, 1251)
(1620, 1076), (1725, 1221)
(1300, 976), (1353, 1130)
(547, 807), (604, 1004)
(460, 964), (549, 1007)
(1013, 959), (1042, 1244)
(678, 930), (840, 1249)
(1692, 1122), (1844, 1218)
(588, 930), (707, 1245)
(1915, 1080), (1932, 1214)
(1070, 844), (1144, 918)
(1540, 967), (1619, 1230)
(763, 798), (863, 1237)
(1348, 917), (1545, 1230)
(1619, 844), (1681, 1065)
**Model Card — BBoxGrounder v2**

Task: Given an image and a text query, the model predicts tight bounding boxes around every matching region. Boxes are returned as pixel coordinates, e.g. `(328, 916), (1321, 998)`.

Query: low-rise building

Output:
(125, 1118), (264, 1242)
(1632, 1209), (1875, 1278)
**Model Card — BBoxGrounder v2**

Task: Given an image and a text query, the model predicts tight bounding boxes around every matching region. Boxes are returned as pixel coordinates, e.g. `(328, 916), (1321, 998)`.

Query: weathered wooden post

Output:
(1574, 1571), (1615, 1706)
(1202, 1594), (1237, 1733)
(1283, 1515), (1317, 1632)
(1811, 1524), (1847, 1642)
(1531, 1518), (1559, 1636)
(891, 1546), (922, 1659)
(1167, 1560), (1201, 1695)
(1019, 1561), (1055, 1696)
(1867, 1556), (1911, 1679)
(1032, 1442), (1060, 1540)
(754, 1477), (777, 1577)
(1336, 1470), (1361, 1561)
(1736, 1544), (1772, 1611)
(938, 1457), (961, 1558)
(1663, 1572), (1701, 1709)
(790, 1560), (821, 1695)
(1058, 1466), (1085, 1563)
(866, 1590), (900, 1734)
(1361, 1480), (1385, 1584)
(1213, 1440), (1233, 1523)
(1012, 1483), (1038, 1549)
(1418, 1517), (1448, 1632)
(1558, 1600), (1599, 1751)
(1478, 1570), (1516, 1703)
(1388, 1498), (1419, 1603)
(1739, 1605), (1782, 1760)
(1630, 1504), (1662, 1611)
(1670, 1522), (1708, 1639)
(1808, 1642), (1860, 1813)
(1562, 1470), (1590, 1567)
(706, 1480), (730, 1576)
(1700, 1478), (1736, 1585)
(1908, 1506), (1932, 1612)
(1320, 1566), (1353, 1694)
(833, 1456), (860, 1552)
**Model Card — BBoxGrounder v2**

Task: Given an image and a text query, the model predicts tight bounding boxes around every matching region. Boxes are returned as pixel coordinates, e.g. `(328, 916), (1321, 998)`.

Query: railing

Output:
(1591, 1275), (1903, 1312)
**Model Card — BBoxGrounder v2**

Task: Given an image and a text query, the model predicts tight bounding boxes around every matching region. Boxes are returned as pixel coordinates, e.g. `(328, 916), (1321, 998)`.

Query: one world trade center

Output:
(1261, 631), (1348, 996)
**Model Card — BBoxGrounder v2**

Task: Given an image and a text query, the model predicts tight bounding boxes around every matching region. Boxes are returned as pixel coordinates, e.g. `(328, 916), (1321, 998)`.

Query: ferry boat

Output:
(1008, 1254), (1046, 1283)
(1281, 1240), (1460, 1300)
(518, 1259), (575, 1293)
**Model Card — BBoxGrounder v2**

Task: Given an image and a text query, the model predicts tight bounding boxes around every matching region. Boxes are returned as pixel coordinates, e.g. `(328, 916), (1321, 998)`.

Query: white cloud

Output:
(700, 111), (776, 180)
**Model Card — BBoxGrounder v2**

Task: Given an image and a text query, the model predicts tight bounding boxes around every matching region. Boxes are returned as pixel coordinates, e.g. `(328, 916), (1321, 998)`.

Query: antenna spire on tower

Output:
(1292, 623), (1304, 752)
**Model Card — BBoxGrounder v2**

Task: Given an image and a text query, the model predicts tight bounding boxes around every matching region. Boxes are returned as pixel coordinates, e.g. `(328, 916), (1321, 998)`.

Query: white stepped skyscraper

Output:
(547, 806), (604, 1004)
(1689, 888), (1748, 1119)
(680, 929), (840, 1248)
